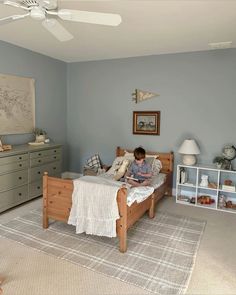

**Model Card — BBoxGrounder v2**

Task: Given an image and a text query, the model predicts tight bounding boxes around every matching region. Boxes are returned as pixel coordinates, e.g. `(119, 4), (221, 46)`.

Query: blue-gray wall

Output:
(67, 49), (236, 174)
(0, 40), (68, 170)
(1, 39), (236, 176)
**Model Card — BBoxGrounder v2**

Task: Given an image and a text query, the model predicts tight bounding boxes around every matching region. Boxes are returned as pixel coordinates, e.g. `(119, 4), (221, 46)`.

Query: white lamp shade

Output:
(178, 139), (200, 155)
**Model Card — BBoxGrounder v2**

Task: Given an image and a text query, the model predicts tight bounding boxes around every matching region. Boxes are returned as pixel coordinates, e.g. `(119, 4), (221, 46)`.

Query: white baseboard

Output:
(61, 171), (82, 179)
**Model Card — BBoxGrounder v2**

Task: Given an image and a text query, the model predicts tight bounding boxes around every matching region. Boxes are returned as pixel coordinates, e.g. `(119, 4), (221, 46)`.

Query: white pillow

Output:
(152, 159), (162, 176)
(145, 157), (155, 169)
(123, 151), (134, 161)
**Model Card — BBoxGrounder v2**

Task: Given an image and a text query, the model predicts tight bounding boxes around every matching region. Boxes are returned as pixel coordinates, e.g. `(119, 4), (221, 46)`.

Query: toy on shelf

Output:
(208, 182), (217, 189)
(222, 179), (235, 192)
(197, 195), (215, 205)
(200, 175), (209, 187)
(225, 201), (236, 210)
(218, 195), (226, 209)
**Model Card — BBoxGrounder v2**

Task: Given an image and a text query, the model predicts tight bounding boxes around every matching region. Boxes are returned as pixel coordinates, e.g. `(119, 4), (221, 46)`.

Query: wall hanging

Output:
(0, 73), (35, 134)
(133, 111), (160, 135)
(132, 89), (159, 103)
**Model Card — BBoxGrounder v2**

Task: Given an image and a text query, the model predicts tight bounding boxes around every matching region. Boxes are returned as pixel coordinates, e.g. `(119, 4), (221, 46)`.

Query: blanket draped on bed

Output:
(68, 176), (122, 237)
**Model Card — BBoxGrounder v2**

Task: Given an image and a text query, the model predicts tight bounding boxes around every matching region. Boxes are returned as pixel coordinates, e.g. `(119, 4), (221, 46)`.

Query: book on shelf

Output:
(221, 185), (236, 192)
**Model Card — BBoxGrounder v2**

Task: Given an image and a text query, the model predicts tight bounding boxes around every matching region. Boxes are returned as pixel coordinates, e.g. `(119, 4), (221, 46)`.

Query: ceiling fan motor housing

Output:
(21, 0), (57, 10)
(30, 7), (45, 20)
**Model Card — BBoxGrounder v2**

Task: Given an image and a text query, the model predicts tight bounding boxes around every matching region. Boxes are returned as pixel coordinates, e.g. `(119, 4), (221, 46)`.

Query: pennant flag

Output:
(132, 89), (159, 103)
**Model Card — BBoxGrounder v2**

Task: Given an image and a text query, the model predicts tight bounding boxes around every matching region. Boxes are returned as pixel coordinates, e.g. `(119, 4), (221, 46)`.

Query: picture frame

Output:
(133, 111), (160, 135)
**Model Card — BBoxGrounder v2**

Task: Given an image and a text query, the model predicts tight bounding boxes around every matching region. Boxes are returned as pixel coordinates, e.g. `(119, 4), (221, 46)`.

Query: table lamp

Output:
(178, 139), (200, 165)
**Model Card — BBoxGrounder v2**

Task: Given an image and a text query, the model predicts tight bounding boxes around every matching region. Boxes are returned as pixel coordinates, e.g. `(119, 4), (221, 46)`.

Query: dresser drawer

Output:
(0, 153), (28, 166)
(0, 185), (28, 212)
(29, 161), (61, 182)
(0, 160), (28, 175)
(29, 180), (42, 198)
(30, 154), (61, 167)
(0, 170), (28, 192)
(30, 148), (61, 159)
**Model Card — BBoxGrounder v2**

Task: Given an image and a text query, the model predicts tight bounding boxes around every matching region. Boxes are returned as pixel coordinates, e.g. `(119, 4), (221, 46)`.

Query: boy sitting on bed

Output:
(126, 147), (152, 187)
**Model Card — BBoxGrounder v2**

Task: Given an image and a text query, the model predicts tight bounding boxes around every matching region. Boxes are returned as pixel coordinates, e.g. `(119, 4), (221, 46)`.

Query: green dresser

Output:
(0, 144), (62, 213)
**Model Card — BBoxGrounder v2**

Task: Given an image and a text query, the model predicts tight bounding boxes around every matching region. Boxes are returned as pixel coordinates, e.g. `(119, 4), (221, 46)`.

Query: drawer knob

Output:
(19, 164), (22, 167)
(38, 153), (41, 156)
(54, 150), (57, 153)
(54, 156), (57, 159)
(18, 176), (22, 180)
(18, 193), (22, 196)
(38, 171), (41, 174)
(38, 160), (41, 163)
(37, 186), (40, 189)
(19, 157), (22, 160)
(53, 167), (56, 170)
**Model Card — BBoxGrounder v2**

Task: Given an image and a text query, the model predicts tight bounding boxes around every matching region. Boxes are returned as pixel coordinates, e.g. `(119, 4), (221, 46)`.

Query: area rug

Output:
(0, 210), (205, 294)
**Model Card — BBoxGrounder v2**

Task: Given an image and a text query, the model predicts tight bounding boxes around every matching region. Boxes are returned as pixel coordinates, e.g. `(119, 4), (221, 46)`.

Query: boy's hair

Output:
(134, 147), (146, 160)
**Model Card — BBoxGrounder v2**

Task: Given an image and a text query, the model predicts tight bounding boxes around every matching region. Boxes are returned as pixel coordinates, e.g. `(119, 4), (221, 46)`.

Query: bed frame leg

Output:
(119, 227), (127, 253)
(149, 193), (155, 219)
(166, 172), (173, 197)
(43, 172), (49, 229)
(118, 187), (127, 253)
(166, 187), (173, 197)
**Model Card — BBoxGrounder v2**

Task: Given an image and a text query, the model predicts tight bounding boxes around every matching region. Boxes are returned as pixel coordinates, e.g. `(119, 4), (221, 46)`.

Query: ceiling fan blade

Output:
(3, 0), (30, 10)
(0, 13), (29, 25)
(42, 19), (73, 42)
(58, 9), (122, 26)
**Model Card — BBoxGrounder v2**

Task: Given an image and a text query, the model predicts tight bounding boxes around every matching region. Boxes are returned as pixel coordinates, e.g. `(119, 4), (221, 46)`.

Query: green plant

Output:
(33, 128), (47, 136)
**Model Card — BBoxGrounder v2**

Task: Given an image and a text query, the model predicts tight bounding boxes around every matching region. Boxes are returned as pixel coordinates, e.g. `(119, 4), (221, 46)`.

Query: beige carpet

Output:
(0, 209), (205, 294)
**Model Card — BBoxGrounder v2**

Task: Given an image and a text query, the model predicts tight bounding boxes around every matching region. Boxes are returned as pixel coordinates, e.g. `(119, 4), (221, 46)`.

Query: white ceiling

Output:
(0, 1), (235, 62)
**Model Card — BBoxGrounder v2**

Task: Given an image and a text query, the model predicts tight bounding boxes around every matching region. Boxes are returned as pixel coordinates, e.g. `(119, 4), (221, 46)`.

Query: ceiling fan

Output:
(0, 0), (122, 42)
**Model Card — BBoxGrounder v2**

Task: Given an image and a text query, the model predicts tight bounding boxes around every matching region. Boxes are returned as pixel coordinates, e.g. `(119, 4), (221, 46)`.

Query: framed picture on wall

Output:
(133, 111), (160, 135)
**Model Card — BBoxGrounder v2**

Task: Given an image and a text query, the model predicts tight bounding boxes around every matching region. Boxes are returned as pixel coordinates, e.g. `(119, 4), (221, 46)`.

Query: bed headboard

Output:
(116, 147), (174, 174)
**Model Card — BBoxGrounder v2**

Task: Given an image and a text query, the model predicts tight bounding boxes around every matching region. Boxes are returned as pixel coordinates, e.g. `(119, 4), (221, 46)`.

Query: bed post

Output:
(43, 172), (49, 229)
(166, 152), (174, 196)
(116, 146), (122, 157)
(148, 193), (155, 219)
(118, 187), (128, 253)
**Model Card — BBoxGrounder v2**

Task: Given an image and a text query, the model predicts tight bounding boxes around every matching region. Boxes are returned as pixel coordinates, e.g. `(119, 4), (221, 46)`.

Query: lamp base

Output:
(182, 154), (196, 166)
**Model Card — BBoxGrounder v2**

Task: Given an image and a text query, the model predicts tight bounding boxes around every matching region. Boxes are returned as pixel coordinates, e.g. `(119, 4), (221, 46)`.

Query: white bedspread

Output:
(68, 173), (166, 237)
(68, 176), (122, 238)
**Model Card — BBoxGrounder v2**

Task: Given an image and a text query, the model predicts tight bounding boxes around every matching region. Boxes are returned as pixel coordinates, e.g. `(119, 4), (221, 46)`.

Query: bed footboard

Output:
(43, 173), (133, 252)
(43, 172), (73, 228)
(42, 170), (173, 252)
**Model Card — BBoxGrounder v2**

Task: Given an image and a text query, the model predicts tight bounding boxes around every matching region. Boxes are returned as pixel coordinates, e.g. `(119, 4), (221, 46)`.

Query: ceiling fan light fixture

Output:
(30, 7), (45, 20)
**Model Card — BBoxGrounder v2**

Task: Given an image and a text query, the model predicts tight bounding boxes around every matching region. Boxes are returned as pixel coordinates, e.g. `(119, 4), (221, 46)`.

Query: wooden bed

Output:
(43, 147), (174, 253)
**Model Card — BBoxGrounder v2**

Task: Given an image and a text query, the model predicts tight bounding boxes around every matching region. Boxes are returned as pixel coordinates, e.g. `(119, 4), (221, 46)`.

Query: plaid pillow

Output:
(85, 154), (101, 169)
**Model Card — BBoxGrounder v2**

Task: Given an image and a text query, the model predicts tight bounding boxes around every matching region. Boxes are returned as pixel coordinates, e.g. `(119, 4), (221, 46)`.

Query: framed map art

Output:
(0, 73), (35, 134)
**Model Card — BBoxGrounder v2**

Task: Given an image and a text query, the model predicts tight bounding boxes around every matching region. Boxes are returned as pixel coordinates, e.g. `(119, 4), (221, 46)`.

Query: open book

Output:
(126, 176), (139, 182)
